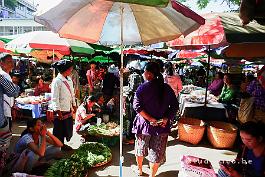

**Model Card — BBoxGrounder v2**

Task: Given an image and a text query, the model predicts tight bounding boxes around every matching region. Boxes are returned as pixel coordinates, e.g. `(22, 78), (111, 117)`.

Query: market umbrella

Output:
(0, 34), (21, 43)
(5, 31), (95, 56)
(80, 56), (115, 63)
(168, 12), (265, 58)
(175, 50), (207, 59)
(34, 0), (205, 175)
(168, 12), (265, 105)
(0, 40), (11, 53)
(35, 0), (204, 45)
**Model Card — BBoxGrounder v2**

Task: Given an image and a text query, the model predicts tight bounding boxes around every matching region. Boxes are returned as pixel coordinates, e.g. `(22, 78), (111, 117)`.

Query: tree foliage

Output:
(4, 0), (18, 10)
(179, 0), (240, 9)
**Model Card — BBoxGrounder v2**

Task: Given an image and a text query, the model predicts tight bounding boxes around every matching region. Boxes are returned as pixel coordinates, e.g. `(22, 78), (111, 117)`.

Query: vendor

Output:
(75, 95), (96, 133)
(34, 76), (51, 96)
(218, 73), (237, 104)
(218, 121), (265, 177)
(15, 119), (63, 173)
(208, 72), (224, 96)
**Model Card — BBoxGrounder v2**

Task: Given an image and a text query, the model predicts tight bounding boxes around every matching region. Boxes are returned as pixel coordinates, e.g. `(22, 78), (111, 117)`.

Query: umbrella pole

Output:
(119, 5), (124, 177)
(52, 49), (55, 78)
(204, 45), (211, 107)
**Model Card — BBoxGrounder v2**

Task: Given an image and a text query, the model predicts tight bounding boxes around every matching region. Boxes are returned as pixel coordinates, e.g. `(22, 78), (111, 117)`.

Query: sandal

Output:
(131, 165), (147, 176)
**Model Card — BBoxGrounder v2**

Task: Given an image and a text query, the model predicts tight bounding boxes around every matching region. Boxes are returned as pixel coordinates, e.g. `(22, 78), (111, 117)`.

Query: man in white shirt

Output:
(0, 54), (15, 131)
(51, 59), (76, 151)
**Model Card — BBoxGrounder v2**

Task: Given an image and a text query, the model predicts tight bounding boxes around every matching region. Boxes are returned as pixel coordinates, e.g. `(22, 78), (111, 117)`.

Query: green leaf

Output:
(106, 0), (169, 7)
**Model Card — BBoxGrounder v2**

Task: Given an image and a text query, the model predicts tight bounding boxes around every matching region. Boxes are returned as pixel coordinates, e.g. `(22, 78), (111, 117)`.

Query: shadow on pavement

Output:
(157, 170), (179, 177)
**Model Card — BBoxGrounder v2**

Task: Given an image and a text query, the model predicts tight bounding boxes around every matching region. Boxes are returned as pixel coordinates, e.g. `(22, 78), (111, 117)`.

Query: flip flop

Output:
(131, 165), (148, 176)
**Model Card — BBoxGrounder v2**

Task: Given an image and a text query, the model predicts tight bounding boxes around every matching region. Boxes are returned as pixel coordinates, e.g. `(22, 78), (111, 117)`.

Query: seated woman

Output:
(219, 73), (237, 104)
(208, 72), (224, 96)
(93, 92), (114, 120)
(75, 95), (96, 133)
(15, 119), (63, 173)
(34, 76), (51, 96)
(218, 121), (265, 177)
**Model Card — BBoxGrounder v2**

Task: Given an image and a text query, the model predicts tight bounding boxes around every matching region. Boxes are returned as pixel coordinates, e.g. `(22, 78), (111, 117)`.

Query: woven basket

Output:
(207, 121), (238, 149)
(178, 118), (205, 145)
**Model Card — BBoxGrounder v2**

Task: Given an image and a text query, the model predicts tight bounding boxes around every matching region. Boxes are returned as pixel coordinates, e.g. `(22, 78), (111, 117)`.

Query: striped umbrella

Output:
(5, 31), (95, 56)
(35, 0), (205, 45)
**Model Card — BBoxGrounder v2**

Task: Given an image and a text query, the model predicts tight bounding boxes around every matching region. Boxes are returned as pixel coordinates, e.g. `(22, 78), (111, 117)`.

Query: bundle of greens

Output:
(87, 122), (120, 137)
(45, 158), (85, 177)
(45, 142), (112, 177)
(74, 142), (112, 167)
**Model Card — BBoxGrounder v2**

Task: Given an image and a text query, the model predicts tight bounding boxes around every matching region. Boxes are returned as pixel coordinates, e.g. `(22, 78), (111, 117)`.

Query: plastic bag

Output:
(180, 155), (217, 177)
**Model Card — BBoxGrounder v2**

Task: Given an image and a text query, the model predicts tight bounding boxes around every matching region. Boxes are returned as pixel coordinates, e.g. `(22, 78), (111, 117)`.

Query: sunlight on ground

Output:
(12, 133), (21, 137)
(18, 125), (27, 128)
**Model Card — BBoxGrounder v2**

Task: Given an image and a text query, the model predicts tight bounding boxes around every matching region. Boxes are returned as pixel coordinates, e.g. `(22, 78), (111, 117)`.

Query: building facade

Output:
(0, 0), (46, 36)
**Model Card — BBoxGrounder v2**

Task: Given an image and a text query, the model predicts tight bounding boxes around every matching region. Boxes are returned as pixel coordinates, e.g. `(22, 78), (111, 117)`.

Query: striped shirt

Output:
(0, 68), (14, 118)
(0, 74), (19, 127)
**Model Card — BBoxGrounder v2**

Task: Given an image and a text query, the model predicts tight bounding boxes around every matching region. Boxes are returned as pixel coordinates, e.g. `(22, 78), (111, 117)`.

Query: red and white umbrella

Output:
(168, 12), (265, 58)
(5, 31), (95, 56)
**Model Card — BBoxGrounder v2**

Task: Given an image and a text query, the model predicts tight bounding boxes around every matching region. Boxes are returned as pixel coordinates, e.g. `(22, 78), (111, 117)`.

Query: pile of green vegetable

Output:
(87, 122), (120, 137)
(45, 142), (112, 177)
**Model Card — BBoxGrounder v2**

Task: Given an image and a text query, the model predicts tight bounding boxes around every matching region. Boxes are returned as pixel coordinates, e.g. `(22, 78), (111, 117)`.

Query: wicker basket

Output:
(207, 121), (238, 149)
(178, 118), (205, 145)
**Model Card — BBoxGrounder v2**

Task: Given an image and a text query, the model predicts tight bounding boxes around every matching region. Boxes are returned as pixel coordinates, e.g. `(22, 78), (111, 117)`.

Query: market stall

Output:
(180, 85), (226, 121)
(15, 95), (50, 119)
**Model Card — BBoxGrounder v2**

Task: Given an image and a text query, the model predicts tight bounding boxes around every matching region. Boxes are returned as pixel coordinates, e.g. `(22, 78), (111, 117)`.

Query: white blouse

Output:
(51, 73), (76, 112)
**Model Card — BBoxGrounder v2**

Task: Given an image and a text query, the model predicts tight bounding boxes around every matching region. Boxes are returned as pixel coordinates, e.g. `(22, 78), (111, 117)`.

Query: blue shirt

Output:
(132, 80), (178, 135)
(246, 149), (264, 177)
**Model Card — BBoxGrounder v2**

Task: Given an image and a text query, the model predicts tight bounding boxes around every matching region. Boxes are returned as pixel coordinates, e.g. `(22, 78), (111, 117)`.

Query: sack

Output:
(0, 119), (12, 151)
(129, 72), (142, 92)
(238, 97), (254, 124)
(180, 155), (217, 177)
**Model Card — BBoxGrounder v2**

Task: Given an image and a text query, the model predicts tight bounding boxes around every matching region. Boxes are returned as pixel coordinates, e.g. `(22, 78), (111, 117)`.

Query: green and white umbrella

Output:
(5, 31), (95, 56)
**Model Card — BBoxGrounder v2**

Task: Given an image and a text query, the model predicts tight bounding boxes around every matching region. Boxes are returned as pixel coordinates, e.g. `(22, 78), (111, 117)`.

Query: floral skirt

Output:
(134, 134), (168, 163)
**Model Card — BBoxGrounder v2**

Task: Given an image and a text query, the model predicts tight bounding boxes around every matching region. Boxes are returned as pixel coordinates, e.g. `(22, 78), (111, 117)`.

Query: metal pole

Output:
(119, 5), (124, 177)
(52, 49), (55, 78)
(204, 46), (211, 107)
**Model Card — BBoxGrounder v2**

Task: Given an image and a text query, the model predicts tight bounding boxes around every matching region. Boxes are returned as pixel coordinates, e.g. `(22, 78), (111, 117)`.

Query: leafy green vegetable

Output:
(45, 143), (112, 177)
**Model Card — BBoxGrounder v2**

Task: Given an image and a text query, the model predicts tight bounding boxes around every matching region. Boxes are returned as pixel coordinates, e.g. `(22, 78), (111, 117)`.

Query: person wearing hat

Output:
(51, 59), (76, 150)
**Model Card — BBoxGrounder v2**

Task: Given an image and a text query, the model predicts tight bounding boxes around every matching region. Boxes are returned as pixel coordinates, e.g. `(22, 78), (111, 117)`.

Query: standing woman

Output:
(132, 62), (178, 177)
(86, 61), (99, 95)
(51, 59), (76, 150)
(164, 61), (183, 97)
